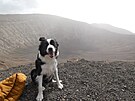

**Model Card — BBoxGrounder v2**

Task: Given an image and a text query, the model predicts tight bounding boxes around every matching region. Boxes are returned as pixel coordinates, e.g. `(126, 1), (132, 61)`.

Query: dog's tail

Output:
(31, 69), (37, 83)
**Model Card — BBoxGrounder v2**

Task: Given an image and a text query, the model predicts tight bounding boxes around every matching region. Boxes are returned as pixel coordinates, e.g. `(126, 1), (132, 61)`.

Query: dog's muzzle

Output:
(48, 48), (53, 58)
(47, 45), (55, 58)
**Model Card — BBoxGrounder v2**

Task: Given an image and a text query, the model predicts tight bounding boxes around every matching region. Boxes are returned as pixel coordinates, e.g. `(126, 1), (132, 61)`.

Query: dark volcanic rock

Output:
(0, 59), (135, 101)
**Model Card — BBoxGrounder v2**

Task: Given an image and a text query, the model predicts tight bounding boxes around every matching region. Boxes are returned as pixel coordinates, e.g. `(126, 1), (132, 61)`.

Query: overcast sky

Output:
(0, 0), (135, 33)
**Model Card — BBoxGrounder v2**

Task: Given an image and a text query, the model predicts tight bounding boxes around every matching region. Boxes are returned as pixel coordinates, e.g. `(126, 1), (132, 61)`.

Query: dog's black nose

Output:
(48, 48), (53, 52)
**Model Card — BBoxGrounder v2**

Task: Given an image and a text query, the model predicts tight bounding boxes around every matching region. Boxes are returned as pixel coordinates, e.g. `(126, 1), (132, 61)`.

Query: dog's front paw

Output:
(58, 83), (63, 89)
(36, 93), (43, 101)
(42, 86), (45, 91)
(52, 79), (62, 83)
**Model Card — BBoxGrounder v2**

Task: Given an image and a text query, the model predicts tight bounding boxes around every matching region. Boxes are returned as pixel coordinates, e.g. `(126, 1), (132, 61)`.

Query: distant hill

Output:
(0, 14), (135, 68)
(92, 23), (134, 35)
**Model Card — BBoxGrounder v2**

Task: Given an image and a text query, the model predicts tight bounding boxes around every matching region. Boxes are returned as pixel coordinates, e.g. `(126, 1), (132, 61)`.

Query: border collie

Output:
(31, 37), (63, 101)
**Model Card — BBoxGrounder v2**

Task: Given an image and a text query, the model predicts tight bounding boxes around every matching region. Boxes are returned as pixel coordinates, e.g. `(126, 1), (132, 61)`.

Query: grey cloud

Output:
(0, 0), (38, 14)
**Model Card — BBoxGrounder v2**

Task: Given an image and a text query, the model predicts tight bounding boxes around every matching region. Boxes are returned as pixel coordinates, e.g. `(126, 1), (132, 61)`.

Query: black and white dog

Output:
(31, 37), (63, 101)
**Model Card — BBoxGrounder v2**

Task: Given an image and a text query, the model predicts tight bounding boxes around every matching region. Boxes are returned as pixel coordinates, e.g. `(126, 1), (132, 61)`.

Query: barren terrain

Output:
(0, 14), (135, 69)
(1, 59), (135, 101)
(1, 14), (135, 100)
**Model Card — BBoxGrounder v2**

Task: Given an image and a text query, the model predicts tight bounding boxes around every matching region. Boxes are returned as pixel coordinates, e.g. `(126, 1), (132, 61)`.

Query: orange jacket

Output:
(0, 73), (27, 101)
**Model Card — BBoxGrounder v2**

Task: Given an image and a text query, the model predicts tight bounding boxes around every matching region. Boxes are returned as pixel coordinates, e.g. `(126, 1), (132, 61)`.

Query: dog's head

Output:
(38, 37), (59, 58)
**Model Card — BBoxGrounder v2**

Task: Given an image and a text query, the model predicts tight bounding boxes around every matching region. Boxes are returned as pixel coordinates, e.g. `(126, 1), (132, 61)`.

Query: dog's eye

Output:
(50, 40), (55, 45)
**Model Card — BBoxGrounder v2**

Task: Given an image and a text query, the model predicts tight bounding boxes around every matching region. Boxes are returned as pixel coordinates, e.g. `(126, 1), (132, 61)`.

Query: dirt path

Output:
(0, 59), (135, 101)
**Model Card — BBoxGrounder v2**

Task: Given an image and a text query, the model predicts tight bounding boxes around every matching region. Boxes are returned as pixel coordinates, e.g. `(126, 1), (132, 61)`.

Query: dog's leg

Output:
(54, 67), (63, 89)
(36, 75), (43, 101)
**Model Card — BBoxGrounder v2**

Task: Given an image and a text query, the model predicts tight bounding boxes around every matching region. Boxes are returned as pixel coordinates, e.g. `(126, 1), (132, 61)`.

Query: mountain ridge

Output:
(0, 14), (135, 68)
(92, 23), (134, 35)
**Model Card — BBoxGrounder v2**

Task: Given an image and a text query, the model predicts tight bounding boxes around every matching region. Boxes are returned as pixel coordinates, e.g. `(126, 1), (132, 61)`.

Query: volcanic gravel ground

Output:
(1, 59), (135, 101)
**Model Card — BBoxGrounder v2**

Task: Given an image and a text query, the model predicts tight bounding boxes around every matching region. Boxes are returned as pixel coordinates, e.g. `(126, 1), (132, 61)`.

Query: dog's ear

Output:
(39, 37), (46, 41)
(56, 42), (59, 47)
(54, 39), (59, 47)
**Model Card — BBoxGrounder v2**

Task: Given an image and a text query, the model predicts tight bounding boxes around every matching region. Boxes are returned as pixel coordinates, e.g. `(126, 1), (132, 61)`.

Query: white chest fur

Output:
(41, 64), (55, 76)
(40, 55), (57, 76)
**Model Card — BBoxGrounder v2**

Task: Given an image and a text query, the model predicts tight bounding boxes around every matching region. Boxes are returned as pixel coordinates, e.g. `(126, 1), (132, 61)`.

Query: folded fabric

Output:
(0, 73), (27, 101)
